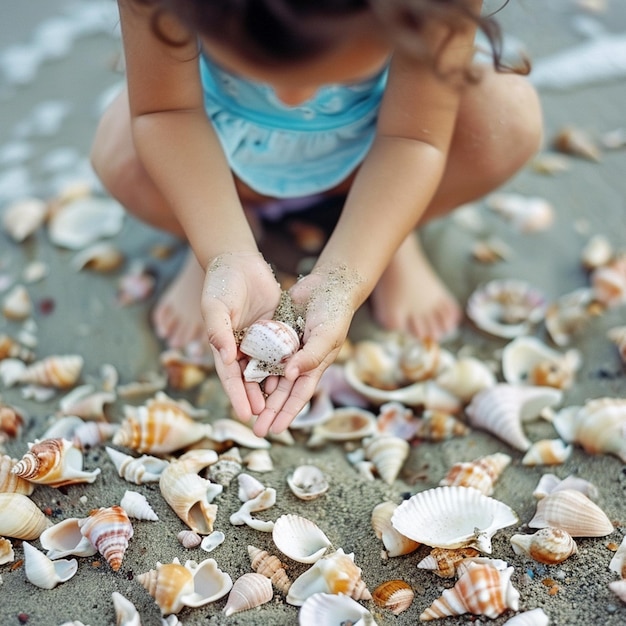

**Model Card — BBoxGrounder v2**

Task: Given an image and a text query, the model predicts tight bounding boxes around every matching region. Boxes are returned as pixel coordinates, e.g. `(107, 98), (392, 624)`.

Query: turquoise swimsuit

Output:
(199, 54), (388, 198)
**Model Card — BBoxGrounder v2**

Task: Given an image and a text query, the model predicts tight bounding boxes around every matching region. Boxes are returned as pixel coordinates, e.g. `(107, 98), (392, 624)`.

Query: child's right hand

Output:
(201, 251), (282, 421)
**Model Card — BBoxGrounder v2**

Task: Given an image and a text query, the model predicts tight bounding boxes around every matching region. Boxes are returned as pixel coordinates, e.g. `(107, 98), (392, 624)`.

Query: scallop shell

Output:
(206, 446), (242, 487)
(286, 547), (371, 606)
(12, 438), (100, 487)
(247, 545), (292, 594)
(229, 486), (276, 532)
(298, 592), (377, 626)
(111, 592), (141, 626)
(363, 435), (410, 484)
(0, 492), (52, 539)
(0, 454), (34, 495)
(465, 384), (563, 451)
(16, 355), (83, 388)
(2, 197), (48, 242)
(239, 319), (300, 382)
(419, 561), (520, 620)
(528, 489), (614, 537)
(414, 410), (470, 441)
(502, 608), (550, 626)
(39, 517), (97, 559)
(466, 279), (547, 338)
(0, 536), (15, 565)
(553, 397), (626, 462)
(439, 452), (512, 496)
(177, 530), (202, 549)
(23, 541), (78, 590)
(608, 326), (626, 363)
(287, 464), (329, 500)
(306, 406), (378, 448)
(105, 446), (169, 484)
(2, 285), (32, 321)
(609, 536), (626, 579)
(78, 505), (134, 571)
(391, 486), (518, 553)
(417, 547), (481, 578)
(372, 579), (414, 615)
(272, 514), (332, 563)
(70, 241), (125, 272)
(120, 489), (159, 521)
(223, 572), (273, 616)
(371, 501), (420, 558)
(435, 357), (497, 403)
(521, 439), (572, 466)
(510, 527), (578, 564)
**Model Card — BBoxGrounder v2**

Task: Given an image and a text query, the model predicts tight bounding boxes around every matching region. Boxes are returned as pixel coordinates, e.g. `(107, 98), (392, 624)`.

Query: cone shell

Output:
(419, 561), (520, 620)
(417, 547), (481, 578)
(105, 447), (169, 484)
(0, 454), (35, 495)
(17, 355), (83, 388)
(248, 545), (292, 594)
(391, 486), (518, 553)
(272, 514), (332, 563)
(0, 492), (52, 539)
(521, 439), (572, 466)
(23, 541), (78, 590)
(78, 505), (134, 571)
(223, 572), (273, 616)
(11, 438), (101, 487)
(439, 452), (511, 496)
(364, 435), (410, 484)
(529, 489), (614, 537)
(372, 579), (415, 615)
(138, 559), (195, 615)
(510, 527), (578, 564)
(371, 501), (420, 557)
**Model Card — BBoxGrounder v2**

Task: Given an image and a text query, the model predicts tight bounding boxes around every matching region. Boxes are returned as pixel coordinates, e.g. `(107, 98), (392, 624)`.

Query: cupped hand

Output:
(201, 251), (282, 421)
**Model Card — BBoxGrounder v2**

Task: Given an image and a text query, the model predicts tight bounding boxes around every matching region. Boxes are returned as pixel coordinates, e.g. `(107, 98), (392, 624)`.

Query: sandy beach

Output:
(1, 1), (625, 625)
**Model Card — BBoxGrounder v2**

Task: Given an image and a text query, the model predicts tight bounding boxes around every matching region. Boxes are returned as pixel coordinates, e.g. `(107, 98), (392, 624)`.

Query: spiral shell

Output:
(105, 446), (169, 484)
(206, 446), (242, 487)
(120, 490), (158, 521)
(248, 545), (292, 594)
(371, 501), (420, 558)
(510, 527), (578, 564)
(78, 505), (134, 571)
(0, 454), (34, 495)
(287, 465), (329, 501)
(16, 355), (83, 388)
(0, 401), (26, 439)
(414, 410), (470, 441)
(0, 492), (52, 539)
(439, 452), (511, 496)
(419, 561), (520, 620)
(417, 547), (481, 578)
(521, 439), (572, 466)
(11, 438), (101, 487)
(223, 572), (273, 616)
(23, 541), (78, 589)
(39, 517), (97, 559)
(363, 435), (410, 484)
(272, 514), (332, 564)
(372, 579), (414, 615)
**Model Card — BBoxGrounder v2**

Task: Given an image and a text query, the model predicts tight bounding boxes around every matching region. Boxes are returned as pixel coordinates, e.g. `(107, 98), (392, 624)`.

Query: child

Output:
(91, 0), (542, 436)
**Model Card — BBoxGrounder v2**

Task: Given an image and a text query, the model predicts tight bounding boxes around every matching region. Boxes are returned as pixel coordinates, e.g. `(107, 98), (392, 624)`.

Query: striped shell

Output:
(17, 355), (83, 388)
(417, 547), (481, 578)
(120, 490), (158, 521)
(105, 447), (169, 484)
(363, 435), (410, 484)
(248, 545), (292, 594)
(521, 439), (572, 466)
(439, 452), (511, 496)
(0, 493), (52, 539)
(372, 579), (415, 615)
(0, 401), (26, 438)
(206, 447), (242, 487)
(510, 527), (578, 564)
(0, 454), (34, 495)
(223, 572), (273, 616)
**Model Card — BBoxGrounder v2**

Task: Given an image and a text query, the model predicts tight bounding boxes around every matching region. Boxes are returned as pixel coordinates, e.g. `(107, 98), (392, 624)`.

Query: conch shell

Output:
(417, 547), (481, 578)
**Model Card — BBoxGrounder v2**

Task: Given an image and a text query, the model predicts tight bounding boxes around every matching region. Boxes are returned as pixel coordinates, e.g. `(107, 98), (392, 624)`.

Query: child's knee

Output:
(504, 76), (543, 166)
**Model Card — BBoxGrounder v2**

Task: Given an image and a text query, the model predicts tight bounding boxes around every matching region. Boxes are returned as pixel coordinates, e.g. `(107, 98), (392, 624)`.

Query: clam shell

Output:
(248, 545), (292, 594)
(287, 464), (329, 500)
(435, 357), (497, 403)
(16, 355), (83, 388)
(466, 279), (547, 338)
(510, 527), (578, 564)
(306, 406), (378, 448)
(223, 572), (273, 616)
(363, 435), (410, 484)
(23, 541), (78, 589)
(111, 592), (141, 626)
(2, 197), (48, 242)
(272, 514), (332, 563)
(371, 501), (420, 558)
(0, 453), (35, 495)
(521, 439), (573, 466)
(0, 537), (15, 565)
(439, 452), (511, 496)
(298, 592), (377, 626)
(105, 446), (170, 484)
(120, 489), (159, 521)
(372, 579), (414, 615)
(39, 517), (97, 559)
(465, 383), (563, 451)
(417, 546), (481, 578)
(502, 608), (550, 626)
(78, 505), (134, 571)
(0, 492), (52, 539)
(532, 473), (599, 501)
(391, 486), (518, 553)
(419, 561), (520, 620)
(528, 488), (614, 537)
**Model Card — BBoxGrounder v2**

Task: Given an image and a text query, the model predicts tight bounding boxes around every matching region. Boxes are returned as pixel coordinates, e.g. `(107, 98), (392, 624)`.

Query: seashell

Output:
(363, 435), (410, 484)
(415, 409), (470, 441)
(465, 384), (563, 451)
(223, 572), (273, 616)
(419, 561), (520, 620)
(532, 473), (599, 501)
(106, 446), (169, 484)
(39, 517), (97, 559)
(200, 530), (225, 552)
(510, 527), (578, 564)
(552, 397), (626, 462)
(272, 514), (332, 563)
(298, 592), (377, 626)
(248, 545), (292, 594)
(502, 336), (581, 390)
(2, 285), (32, 321)
(206, 446), (242, 487)
(22, 260), (49, 283)
(159, 459), (222, 534)
(552, 125), (601, 161)
(398, 336), (444, 383)
(78, 505), (134, 571)
(138, 558), (195, 615)
(581, 234), (613, 270)
(502, 607), (550, 626)
(608, 326), (626, 363)
(23, 541), (78, 590)
(117, 371), (167, 398)
(372, 579), (414, 615)
(609, 579), (626, 603)
(159, 349), (211, 391)
(0, 537), (15, 564)
(2, 197), (48, 242)
(528, 489), (614, 537)
(0, 333), (35, 362)
(243, 449), (273, 472)
(307, 406), (378, 448)
(239, 319), (300, 382)
(58, 384), (116, 420)
(485, 192), (555, 233)
(609, 536), (626, 579)
(435, 357), (496, 403)
(0, 492), (52, 539)
(347, 338), (403, 390)
(177, 530), (202, 549)
(11, 437), (101, 487)
(286, 548), (371, 606)
(545, 287), (595, 346)
(71, 420), (119, 450)
(16, 355), (83, 388)
(113, 395), (212, 455)
(439, 452), (511, 496)
(375, 401), (419, 439)
(117, 262), (157, 306)
(229, 487), (276, 532)
(237, 472), (266, 502)
(391, 486), (518, 553)
(0, 454), (34, 495)
(471, 237), (512, 263)
(70, 242), (125, 272)
(287, 464), (329, 500)
(111, 592), (141, 626)
(521, 439), (572, 466)
(591, 253), (626, 308)
(209, 417), (271, 449)
(530, 152), (571, 175)
(417, 546), (481, 578)
(120, 489), (159, 521)
(466, 279), (547, 339)
(371, 501), (420, 558)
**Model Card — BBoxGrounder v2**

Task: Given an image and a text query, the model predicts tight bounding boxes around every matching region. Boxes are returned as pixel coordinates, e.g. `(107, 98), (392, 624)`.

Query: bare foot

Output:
(152, 252), (207, 350)
(370, 233), (462, 341)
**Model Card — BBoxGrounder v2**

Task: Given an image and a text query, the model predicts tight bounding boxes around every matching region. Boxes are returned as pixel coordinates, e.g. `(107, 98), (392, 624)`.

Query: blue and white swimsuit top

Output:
(199, 54), (389, 198)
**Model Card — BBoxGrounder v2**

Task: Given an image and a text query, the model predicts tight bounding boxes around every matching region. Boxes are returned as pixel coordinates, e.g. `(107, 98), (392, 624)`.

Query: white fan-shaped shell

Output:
(391, 486), (518, 553)
(272, 514), (332, 563)
(112, 592), (141, 626)
(223, 572), (273, 616)
(39, 517), (97, 559)
(287, 465), (329, 500)
(23, 541), (78, 589)
(298, 592), (377, 626)
(120, 490), (159, 521)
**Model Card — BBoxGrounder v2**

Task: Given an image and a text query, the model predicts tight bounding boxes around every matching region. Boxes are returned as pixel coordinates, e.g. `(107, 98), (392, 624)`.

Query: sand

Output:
(0, 1), (625, 625)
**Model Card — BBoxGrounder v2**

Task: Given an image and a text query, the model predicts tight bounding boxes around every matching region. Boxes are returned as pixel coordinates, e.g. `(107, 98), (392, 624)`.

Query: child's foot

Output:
(370, 233), (462, 341)
(152, 252), (208, 350)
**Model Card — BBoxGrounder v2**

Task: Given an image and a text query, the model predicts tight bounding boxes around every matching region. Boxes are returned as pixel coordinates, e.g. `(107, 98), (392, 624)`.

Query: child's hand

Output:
(253, 266), (362, 437)
(201, 251), (282, 421)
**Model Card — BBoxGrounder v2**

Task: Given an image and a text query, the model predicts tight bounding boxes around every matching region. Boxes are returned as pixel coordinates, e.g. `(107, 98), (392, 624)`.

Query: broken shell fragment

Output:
(510, 527), (578, 564)
(272, 514), (332, 563)
(414, 410), (470, 441)
(39, 517), (97, 559)
(206, 446), (242, 487)
(287, 464), (329, 500)
(223, 572), (273, 616)
(200, 530), (225, 553)
(111, 592), (141, 626)
(609, 536), (626, 578)
(23, 541), (77, 590)
(229, 487), (276, 532)
(581, 234), (613, 270)
(298, 592), (376, 626)
(502, 607), (550, 625)
(372, 579), (414, 615)
(0, 537), (15, 565)
(105, 447), (169, 484)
